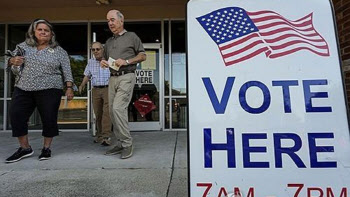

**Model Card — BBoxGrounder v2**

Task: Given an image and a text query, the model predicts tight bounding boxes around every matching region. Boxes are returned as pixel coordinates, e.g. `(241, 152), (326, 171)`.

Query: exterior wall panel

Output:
(333, 0), (350, 110)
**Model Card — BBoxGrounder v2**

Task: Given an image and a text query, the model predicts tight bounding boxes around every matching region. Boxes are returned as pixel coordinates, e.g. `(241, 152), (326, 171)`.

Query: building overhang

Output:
(0, 0), (187, 23)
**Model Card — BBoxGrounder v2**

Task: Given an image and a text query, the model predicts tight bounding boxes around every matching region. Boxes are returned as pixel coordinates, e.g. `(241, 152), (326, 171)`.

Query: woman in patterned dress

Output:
(5, 19), (74, 163)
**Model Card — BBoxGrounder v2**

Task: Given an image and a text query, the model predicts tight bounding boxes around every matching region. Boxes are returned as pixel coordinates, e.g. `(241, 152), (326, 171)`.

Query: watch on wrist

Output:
(126, 59), (130, 65)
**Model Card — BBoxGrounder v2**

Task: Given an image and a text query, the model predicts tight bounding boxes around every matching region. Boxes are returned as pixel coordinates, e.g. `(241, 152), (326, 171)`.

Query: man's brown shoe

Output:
(93, 137), (103, 143)
(105, 145), (123, 155)
(101, 138), (111, 146)
(121, 145), (133, 159)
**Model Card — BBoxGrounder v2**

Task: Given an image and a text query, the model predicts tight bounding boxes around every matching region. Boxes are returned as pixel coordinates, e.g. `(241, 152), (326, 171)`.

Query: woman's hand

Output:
(10, 56), (24, 66)
(66, 88), (74, 101)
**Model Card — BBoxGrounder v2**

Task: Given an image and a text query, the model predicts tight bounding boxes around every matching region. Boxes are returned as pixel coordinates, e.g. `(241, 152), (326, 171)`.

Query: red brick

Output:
(337, 26), (343, 34)
(341, 28), (350, 35)
(345, 47), (350, 55)
(334, 5), (343, 13)
(345, 78), (350, 84)
(346, 85), (350, 91)
(334, 0), (342, 11)
(332, 0), (341, 5)
(343, 7), (350, 18)
(346, 91), (350, 97)
(337, 12), (350, 24)
(340, 40), (350, 49)
(336, 14), (343, 21)
(336, 1), (350, 13)
(343, 53), (350, 60)
(345, 72), (350, 78)
(342, 0), (350, 11)
(345, 32), (350, 40)
(344, 32), (350, 42)
(343, 21), (350, 31)
(337, 22), (349, 30)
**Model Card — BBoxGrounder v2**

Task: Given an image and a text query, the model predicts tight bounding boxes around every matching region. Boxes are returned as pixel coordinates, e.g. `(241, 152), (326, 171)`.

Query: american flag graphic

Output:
(196, 7), (330, 66)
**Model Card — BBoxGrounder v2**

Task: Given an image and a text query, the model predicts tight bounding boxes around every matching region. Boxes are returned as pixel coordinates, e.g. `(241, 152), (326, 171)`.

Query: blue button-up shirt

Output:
(83, 58), (110, 86)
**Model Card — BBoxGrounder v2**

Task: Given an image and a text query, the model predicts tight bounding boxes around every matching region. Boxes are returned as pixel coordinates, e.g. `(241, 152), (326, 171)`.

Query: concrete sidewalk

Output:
(0, 131), (188, 197)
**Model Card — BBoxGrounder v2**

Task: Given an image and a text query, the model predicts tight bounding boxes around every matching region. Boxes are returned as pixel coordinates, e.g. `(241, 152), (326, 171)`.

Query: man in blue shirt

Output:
(80, 42), (112, 146)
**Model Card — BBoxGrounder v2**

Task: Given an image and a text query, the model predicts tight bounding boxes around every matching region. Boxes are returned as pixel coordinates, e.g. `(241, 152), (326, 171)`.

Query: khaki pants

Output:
(92, 87), (112, 139)
(108, 73), (135, 147)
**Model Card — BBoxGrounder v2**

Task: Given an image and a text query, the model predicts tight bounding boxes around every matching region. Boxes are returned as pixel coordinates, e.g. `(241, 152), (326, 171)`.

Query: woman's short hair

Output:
(25, 19), (58, 48)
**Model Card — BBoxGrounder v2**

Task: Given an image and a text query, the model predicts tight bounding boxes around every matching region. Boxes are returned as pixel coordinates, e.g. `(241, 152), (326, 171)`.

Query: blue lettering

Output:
(239, 81), (271, 114)
(308, 133), (337, 168)
(274, 133), (306, 168)
(202, 77), (235, 114)
(202, 128), (336, 169)
(242, 133), (269, 168)
(272, 80), (299, 113)
(202, 78), (333, 114)
(204, 128), (236, 168)
(303, 80), (332, 112)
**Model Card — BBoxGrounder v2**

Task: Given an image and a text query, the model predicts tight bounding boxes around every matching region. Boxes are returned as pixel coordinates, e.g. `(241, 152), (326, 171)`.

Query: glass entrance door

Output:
(129, 43), (163, 131)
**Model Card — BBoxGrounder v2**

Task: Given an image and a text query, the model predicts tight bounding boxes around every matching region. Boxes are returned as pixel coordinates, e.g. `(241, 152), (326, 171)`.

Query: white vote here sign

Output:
(187, 0), (350, 196)
(136, 69), (154, 84)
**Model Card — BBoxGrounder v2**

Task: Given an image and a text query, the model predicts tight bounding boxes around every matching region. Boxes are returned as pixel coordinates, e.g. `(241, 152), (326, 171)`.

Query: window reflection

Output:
(55, 23), (88, 92)
(171, 98), (187, 129)
(171, 53), (186, 95)
(8, 24), (29, 96)
(171, 21), (186, 96)
(165, 54), (170, 96)
(91, 21), (161, 44)
(164, 98), (188, 129)
(55, 24), (88, 129)
(0, 24), (4, 130)
(0, 24), (5, 98)
(164, 22), (170, 96)
(0, 101), (3, 130)
(169, 21), (187, 129)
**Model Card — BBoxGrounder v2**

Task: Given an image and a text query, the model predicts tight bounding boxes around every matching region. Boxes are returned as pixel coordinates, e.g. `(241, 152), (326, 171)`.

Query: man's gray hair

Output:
(91, 41), (103, 48)
(116, 11), (124, 21)
(25, 19), (58, 48)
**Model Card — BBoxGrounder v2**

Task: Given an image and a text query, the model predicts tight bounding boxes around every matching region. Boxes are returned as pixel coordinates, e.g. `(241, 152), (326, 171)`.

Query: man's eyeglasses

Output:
(91, 48), (101, 52)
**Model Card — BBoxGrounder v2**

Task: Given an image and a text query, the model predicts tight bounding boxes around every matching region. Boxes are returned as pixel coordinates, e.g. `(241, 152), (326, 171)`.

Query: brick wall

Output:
(332, 0), (350, 107)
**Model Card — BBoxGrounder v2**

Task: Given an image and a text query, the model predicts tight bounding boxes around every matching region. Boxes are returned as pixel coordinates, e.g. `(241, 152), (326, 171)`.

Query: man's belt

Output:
(110, 70), (134, 77)
(93, 85), (108, 88)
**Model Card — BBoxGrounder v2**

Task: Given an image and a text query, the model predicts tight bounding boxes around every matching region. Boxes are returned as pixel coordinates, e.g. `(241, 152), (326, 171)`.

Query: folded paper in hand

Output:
(108, 57), (120, 71)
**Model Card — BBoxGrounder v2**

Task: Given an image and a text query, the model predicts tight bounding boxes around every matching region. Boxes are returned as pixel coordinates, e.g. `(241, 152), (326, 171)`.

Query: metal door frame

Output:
(129, 43), (163, 131)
